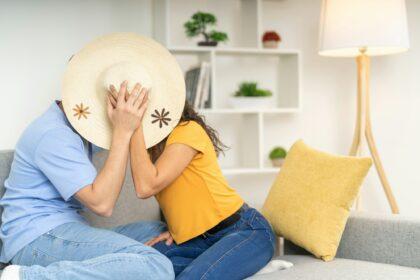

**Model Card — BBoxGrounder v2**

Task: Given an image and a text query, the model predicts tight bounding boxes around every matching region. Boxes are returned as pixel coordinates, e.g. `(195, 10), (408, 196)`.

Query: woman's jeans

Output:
(11, 221), (174, 280)
(154, 204), (276, 280)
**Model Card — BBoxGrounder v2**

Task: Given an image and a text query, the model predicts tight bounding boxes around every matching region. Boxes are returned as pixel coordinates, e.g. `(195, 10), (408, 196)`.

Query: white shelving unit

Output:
(153, 0), (301, 181)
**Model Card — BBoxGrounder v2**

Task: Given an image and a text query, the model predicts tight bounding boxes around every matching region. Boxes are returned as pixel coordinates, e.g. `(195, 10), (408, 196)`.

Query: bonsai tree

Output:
(184, 11), (228, 46)
(269, 146), (287, 167)
(234, 82), (272, 97)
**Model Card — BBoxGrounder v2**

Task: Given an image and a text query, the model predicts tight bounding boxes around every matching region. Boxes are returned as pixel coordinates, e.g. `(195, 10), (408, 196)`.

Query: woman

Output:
(124, 87), (276, 279)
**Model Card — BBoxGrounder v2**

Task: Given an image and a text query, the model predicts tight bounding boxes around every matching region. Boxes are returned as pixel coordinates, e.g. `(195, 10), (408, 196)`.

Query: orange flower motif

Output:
(73, 103), (91, 120)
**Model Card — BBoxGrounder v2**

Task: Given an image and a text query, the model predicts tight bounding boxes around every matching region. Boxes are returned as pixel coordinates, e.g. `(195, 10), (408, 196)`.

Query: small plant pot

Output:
(271, 158), (285, 167)
(229, 96), (274, 109)
(263, 41), (279, 49)
(198, 41), (218, 47)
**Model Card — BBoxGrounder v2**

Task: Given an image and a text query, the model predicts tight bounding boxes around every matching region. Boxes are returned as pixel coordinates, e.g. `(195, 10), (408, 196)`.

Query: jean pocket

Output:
(29, 248), (60, 267)
(250, 213), (270, 230)
(250, 212), (276, 248)
(11, 247), (25, 265)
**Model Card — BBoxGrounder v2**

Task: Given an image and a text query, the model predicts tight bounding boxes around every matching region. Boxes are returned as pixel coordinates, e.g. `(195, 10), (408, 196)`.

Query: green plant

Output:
(184, 12), (228, 43)
(269, 147), (287, 160)
(234, 82), (272, 97)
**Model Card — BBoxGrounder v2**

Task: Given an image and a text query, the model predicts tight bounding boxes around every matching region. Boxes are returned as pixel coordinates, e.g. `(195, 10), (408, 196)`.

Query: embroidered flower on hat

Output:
(151, 108), (171, 128)
(73, 103), (91, 120)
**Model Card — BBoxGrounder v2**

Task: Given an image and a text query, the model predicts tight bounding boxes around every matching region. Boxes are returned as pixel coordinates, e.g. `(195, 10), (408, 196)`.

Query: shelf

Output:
(222, 168), (280, 175)
(169, 46), (300, 56)
(155, 0), (261, 48)
(168, 46), (214, 53)
(199, 108), (300, 114)
(217, 48), (300, 56)
(153, 0), (300, 208)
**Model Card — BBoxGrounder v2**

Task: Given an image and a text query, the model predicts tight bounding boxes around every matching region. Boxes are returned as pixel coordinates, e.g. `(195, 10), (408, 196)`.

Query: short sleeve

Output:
(34, 128), (97, 201)
(166, 121), (208, 153)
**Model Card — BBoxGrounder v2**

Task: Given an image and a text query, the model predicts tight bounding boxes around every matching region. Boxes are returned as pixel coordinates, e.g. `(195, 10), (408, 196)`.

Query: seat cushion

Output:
(249, 255), (420, 280)
(262, 140), (372, 260)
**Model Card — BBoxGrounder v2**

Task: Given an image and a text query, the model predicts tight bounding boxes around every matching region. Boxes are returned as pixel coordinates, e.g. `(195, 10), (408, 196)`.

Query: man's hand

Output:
(145, 231), (174, 247)
(107, 81), (149, 136)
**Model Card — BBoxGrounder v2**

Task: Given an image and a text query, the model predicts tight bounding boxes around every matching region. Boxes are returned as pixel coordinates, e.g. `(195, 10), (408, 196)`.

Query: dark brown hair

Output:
(148, 101), (227, 162)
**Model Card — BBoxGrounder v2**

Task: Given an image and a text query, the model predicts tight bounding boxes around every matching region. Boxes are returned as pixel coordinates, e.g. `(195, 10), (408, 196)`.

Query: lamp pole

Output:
(349, 48), (400, 214)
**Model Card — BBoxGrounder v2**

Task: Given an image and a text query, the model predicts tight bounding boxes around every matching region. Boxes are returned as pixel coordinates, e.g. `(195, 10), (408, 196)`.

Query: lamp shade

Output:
(319, 0), (409, 57)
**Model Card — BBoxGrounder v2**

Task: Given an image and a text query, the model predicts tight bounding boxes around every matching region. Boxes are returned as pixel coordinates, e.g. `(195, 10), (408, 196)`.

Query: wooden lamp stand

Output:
(349, 48), (400, 214)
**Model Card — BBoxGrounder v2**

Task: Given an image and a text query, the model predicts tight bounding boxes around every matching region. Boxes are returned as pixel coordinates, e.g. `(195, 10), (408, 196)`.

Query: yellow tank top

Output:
(155, 121), (244, 244)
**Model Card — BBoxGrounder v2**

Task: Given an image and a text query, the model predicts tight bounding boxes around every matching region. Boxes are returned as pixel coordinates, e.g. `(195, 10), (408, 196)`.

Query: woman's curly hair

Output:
(148, 101), (228, 162)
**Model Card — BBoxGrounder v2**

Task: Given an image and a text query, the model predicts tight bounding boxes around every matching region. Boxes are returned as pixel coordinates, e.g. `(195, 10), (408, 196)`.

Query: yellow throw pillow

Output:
(262, 140), (372, 261)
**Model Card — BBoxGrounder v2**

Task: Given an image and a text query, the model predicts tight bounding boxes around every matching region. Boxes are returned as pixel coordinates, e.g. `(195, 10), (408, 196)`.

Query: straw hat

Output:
(62, 33), (186, 149)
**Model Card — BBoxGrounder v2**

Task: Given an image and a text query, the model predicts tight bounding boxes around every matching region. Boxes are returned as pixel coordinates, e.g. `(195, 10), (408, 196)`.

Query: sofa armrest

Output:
(336, 212), (420, 268)
(283, 212), (420, 269)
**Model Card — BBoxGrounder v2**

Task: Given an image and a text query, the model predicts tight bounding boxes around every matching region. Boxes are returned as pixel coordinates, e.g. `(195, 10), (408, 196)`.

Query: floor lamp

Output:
(318, 0), (410, 214)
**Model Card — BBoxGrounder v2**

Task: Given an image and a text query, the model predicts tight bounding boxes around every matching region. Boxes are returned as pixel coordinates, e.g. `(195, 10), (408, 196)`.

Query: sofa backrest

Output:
(0, 150), (160, 231)
(0, 151), (14, 225)
(283, 212), (420, 269)
(0, 151), (14, 255)
(84, 150), (161, 227)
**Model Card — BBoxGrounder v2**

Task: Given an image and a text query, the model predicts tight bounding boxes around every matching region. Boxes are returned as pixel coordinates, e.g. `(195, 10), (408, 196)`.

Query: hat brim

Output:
(62, 33), (185, 149)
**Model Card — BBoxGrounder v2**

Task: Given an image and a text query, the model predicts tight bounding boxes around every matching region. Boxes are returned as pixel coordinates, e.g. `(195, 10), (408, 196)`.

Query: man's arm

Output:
(75, 81), (149, 217)
(75, 131), (131, 217)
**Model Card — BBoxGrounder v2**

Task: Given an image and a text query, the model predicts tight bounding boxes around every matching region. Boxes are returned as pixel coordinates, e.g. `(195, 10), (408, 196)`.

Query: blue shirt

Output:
(0, 102), (97, 262)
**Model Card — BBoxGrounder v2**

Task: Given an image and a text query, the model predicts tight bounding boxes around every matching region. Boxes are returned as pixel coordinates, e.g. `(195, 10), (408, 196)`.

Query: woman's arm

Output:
(130, 127), (197, 199)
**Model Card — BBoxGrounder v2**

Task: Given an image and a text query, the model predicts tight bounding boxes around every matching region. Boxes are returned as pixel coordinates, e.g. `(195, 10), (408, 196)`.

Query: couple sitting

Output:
(0, 33), (275, 280)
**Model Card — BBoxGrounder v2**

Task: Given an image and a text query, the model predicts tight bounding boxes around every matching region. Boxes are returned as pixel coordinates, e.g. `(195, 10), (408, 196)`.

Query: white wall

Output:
(0, 0), (152, 148)
(260, 0), (420, 215)
(1, 0), (419, 216)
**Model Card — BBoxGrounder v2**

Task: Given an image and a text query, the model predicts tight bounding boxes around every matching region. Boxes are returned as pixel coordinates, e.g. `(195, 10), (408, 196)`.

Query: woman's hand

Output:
(107, 81), (149, 136)
(145, 231), (174, 247)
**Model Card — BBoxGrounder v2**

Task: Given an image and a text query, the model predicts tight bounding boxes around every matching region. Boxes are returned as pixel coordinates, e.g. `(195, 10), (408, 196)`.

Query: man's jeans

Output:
(154, 205), (276, 280)
(11, 221), (174, 280)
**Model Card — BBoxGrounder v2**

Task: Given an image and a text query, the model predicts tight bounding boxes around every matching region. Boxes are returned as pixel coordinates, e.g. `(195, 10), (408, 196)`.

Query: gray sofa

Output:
(1, 150), (420, 279)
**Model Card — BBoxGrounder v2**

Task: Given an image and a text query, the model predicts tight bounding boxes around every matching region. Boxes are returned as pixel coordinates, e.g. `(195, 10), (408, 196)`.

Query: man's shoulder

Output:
(17, 109), (80, 153)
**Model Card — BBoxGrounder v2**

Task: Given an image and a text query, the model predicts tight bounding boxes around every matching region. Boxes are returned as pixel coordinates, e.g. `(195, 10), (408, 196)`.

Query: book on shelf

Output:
(185, 62), (211, 109)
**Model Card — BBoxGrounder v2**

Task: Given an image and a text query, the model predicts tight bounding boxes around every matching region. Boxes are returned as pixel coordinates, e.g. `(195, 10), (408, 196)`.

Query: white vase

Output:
(271, 158), (285, 167)
(229, 96), (275, 109)
(263, 41), (279, 48)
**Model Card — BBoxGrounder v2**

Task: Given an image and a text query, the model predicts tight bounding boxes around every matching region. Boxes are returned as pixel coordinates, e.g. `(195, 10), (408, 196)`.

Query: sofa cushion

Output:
(262, 140), (372, 261)
(83, 150), (161, 228)
(249, 255), (420, 280)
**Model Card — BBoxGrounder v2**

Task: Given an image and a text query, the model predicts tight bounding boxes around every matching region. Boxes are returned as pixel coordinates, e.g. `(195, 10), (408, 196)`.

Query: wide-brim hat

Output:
(62, 33), (186, 149)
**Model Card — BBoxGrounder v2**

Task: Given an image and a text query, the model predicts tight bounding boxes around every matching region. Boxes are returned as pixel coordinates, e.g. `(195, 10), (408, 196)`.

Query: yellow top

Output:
(155, 121), (244, 244)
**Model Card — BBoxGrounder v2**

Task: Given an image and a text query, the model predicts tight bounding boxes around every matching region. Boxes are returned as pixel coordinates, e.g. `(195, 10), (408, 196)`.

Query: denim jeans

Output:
(154, 205), (276, 280)
(11, 221), (174, 280)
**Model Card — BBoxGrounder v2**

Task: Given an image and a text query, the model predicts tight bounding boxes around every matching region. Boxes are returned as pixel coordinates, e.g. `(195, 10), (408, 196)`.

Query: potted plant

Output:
(262, 31), (281, 48)
(269, 146), (287, 167)
(230, 82), (274, 109)
(184, 12), (228, 47)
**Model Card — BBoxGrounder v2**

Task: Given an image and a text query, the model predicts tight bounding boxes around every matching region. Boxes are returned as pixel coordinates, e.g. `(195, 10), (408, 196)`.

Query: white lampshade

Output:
(319, 0), (409, 57)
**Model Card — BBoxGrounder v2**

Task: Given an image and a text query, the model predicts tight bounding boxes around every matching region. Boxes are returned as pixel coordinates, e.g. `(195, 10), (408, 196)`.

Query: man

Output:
(0, 81), (174, 280)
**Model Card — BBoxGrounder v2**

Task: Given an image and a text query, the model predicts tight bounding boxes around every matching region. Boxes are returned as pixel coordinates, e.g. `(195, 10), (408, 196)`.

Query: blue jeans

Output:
(11, 221), (174, 280)
(154, 205), (276, 280)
